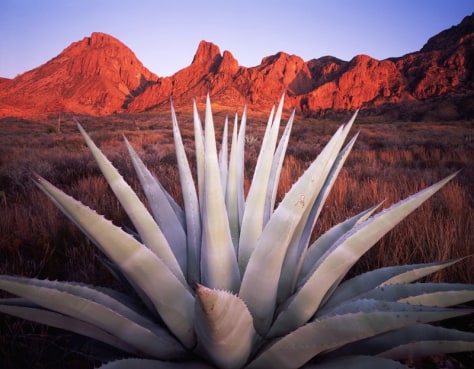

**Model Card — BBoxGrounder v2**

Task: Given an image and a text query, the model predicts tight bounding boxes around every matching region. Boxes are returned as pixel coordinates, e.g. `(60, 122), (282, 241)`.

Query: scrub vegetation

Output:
(0, 102), (473, 369)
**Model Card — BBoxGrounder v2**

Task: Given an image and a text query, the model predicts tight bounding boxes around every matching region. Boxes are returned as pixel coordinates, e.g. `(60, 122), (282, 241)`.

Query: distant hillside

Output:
(1, 13), (473, 120)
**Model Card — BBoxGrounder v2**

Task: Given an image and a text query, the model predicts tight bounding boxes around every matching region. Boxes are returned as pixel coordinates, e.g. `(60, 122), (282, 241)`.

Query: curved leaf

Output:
(0, 277), (186, 358)
(226, 112), (241, 251)
(263, 108), (296, 224)
(238, 94), (285, 274)
(247, 299), (472, 369)
(98, 359), (214, 369)
(304, 355), (411, 369)
(239, 123), (349, 335)
(200, 94), (240, 292)
(193, 99), (205, 209)
(268, 173), (457, 338)
(298, 201), (383, 285)
(219, 115), (229, 196)
(236, 105), (248, 226)
(344, 283), (474, 308)
(75, 120), (187, 286)
(278, 129), (359, 303)
(0, 299), (138, 355)
(320, 258), (465, 314)
(171, 102), (202, 285)
(194, 285), (256, 369)
(34, 176), (196, 348)
(337, 324), (474, 358)
(124, 136), (187, 275)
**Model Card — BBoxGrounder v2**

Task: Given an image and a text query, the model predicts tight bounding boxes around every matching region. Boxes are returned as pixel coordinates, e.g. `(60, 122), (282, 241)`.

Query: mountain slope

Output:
(0, 32), (158, 117)
(1, 13), (473, 120)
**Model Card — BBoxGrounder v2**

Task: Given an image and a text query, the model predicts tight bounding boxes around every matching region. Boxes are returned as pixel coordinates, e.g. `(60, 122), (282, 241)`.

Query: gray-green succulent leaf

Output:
(247, 299), (472, 369)
(200, 94), (241, 293)
(240, 116), (356, 336)
(0, 276), (186, 358)
(75, 119), (188, 286)
(98, 359), (215, 369)
(171, 101), (202, 285)
(0, 298), (140, 355)
(194, 284), (257, 369)
(332, 324), (474, 359)
(319, 257), (466, 314)
(303, 355), (412, 369)
(343, 282), (474, 307)
(33, 175), (196, 348)
(268, 172), (457, 338)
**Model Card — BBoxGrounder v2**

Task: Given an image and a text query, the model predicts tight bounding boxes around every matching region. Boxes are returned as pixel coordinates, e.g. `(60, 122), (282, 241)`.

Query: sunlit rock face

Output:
(1, 13), (473, 119)
(0, 32), (158, 118)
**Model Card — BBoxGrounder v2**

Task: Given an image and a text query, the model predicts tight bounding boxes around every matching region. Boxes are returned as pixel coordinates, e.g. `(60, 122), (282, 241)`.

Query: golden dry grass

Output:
(0, 110), (473, 368)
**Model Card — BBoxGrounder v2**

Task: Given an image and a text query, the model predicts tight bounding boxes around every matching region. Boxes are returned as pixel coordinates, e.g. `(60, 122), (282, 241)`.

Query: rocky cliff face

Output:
(1, 13), (473, 120)
(0, 32), (157, 117)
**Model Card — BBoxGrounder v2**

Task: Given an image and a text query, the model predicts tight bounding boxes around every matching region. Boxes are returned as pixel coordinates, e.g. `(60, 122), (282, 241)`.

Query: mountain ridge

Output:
(1, 13), (473, 120)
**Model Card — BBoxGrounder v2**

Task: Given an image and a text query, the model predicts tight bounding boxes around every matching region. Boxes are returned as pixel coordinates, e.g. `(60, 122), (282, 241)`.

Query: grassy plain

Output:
(0, 108), (473, 368)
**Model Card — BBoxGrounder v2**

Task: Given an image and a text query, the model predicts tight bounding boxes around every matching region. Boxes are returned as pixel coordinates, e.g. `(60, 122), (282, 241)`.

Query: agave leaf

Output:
(240, 122), (353, 335)
(247, 299), (473, 369)
(345, 282), (474, 307)
(0, 299), (139, 355)
(268, 173), (458, 338)
(397, 283), (474, 307)
(295, 113), (359, 257)
(171, 102), (202, 285)
(193, 99), (205, 209)
(303, 355), (411, 369)
(237, 105), (249, 224)
(320, 258), (465, 314)
(0, 277), (154, 324)
(124, 136), (187, 275)
(75, 120), (187, 286)
(157, 180), (187, 227)
(124, 141), (186, 228)
(298, 202), (383, 285)
(98, 255), (158, 316)
(194, 285), (256, 369)
(238, 94), (285, 274)
(263, 108), (296, 224)
(334, 324), (474, 359)
(263, 101), (276, 140)
(0, 276), (186, 358)
(33, 176), (196, 348)
(226, 112), (241, 250)
(292, 130), (359, 267)
(383, 341), (474, 361)
(98, 359), (214, 369)
(200, 94), (240, 292)
(320, 283), (474, 317)
(219, 115), (229, 196)
(383, 341), (474, 360)
(278, 128), (359, 303)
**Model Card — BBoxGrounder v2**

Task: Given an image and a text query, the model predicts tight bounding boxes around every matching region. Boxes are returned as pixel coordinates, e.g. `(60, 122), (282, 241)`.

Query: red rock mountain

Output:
(1, 13), (473, 120)
(0, 33), (158, 118)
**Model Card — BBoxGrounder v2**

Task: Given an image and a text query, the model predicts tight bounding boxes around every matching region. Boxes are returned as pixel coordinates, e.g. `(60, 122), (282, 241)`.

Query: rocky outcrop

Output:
(1, 13), (473, 120)
(0, 32), (158, 117)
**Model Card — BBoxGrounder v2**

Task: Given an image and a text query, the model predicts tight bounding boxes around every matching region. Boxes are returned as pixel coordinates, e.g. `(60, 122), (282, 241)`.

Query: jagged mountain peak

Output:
(0, 32), (158, 117)
(1, 14), (473, 120)
(421, 12), (474, 52)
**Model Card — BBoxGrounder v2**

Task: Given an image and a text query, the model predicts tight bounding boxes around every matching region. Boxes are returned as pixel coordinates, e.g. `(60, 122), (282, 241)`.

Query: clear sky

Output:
(1, 0), (473, 79)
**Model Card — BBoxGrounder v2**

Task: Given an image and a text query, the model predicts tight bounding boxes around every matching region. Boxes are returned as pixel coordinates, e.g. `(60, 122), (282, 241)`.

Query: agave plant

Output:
(1, 94), (473, 369)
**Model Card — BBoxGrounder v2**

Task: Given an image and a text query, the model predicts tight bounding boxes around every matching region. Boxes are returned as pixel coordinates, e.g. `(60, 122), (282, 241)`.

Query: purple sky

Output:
(1, 0), (473, 79)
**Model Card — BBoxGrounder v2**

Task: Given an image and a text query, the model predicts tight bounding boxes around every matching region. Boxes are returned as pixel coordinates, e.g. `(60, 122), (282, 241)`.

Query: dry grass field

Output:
(0, 108), (473, 368)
